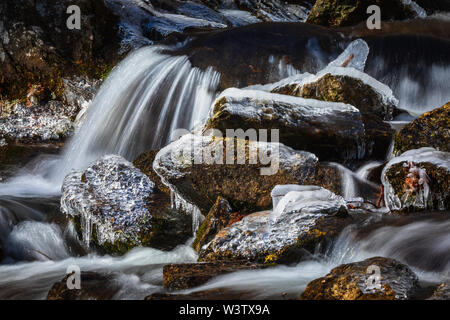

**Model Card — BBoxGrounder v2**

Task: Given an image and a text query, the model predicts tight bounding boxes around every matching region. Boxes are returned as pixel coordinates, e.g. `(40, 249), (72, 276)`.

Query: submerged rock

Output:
(205, 88), (366, 161)
(153, 133), (319, 215)
(306, 0), (418, 27)
(199, 186), (352, 264)
(394, 102), (450, 155)
(47, 272), (120, 300)
(61, 155), (191, 254)
(382, 148), (450, 213)
(163, 261), (264, 291)
(300, 257), (419, 300)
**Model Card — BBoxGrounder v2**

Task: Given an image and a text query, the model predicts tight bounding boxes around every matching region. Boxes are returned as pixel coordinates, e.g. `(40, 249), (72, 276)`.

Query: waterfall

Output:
(53, 46), (220, 183)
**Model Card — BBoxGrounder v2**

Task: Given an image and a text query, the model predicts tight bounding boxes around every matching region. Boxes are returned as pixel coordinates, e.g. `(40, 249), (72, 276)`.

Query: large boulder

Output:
(198, 186), (353, 264)
(394, 102), (450, 155)
(204, 88), (366, 161)
(153, 133), (319, 215)
(61, 155), (191, 254)
(300, 257), (419, 300)
(382, 148), (450, 213)
(306, 0), (419, 28)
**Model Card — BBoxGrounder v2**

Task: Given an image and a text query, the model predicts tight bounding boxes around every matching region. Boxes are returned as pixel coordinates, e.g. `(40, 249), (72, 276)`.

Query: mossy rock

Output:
(306, 0), (416, 28)
(300, 257), (419, 300)
(394, 102), (450, 155)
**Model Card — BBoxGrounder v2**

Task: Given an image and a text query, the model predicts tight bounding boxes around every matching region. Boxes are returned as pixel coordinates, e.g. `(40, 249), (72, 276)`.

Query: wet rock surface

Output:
(61, 154), (191, 254)
(300, 257), (419, 300)
(153, 133), (319, 214)
(199, 186), (353, 264)
(205, 88), (366, 162)
(163, 261), (264, 291)
(382, 148), (450, 213)
(428, 283), (450, 300)
(306, 0), (417, 28)
(394, 102), (450, 155)
(47, 272), (120, 300)
(192, 196), (239, 253)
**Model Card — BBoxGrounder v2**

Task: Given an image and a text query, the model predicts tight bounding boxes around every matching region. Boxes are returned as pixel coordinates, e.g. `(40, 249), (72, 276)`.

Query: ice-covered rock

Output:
(394, 102), (450, 155)
(0, 102), (74, 143)
(153, 133), (319, 215)
(61, 155), (191, 254)
(300, 257), (419, 300)
(205, 88), (366, 161)
(198, 186), (350, 264)
(382, 148), (450, 212)
(272, 65), (399, 120)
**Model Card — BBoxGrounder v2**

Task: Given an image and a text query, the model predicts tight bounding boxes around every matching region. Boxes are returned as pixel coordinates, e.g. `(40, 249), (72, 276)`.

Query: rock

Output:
(198, 186), (353, 264)
(428, 283), (450, 300)
(0, 0), (121, 101)
(47, 272), (120, 300)
(61, 154), (191, 254)
(306, 0), (417, 28)
(204, 88), (366, 162)
(153, 133), (319, 215)
(133, 150), (170, 195)
(394, 102), (450, 155)
(192, 197), (241, 253)
(382, 148), (450, 213)
(300, 257), (419, 300)
(0, 102), (74, 143)
(163, 261), (264, 291)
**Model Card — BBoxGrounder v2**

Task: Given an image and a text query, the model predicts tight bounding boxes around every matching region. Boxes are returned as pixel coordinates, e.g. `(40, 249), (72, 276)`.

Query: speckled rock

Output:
(0, 102), (74, 143)
(163, 261), (264, 291)
(153, 133), (319, 215)
(394, 102), (450, 155)
(306, 0), (417, 27)
(300, 257), (419, 300)
(47, 272), (120, 300)
(382, 148), (450, 213)
(61, 154), (191, 254)
(204, 88), (366, 161)
(428, 283), (450, 300)
(198, 186), (352, 264)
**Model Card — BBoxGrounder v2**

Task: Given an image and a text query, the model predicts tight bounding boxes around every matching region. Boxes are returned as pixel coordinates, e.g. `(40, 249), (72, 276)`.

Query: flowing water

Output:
(0, 17), (449, 299)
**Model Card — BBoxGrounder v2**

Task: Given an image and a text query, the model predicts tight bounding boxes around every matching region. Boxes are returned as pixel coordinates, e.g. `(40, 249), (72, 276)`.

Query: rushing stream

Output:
(0, 13), (449, 299)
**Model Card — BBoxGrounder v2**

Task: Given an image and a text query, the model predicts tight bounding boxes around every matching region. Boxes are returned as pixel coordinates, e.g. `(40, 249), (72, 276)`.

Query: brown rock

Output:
(300, 257), (419, 300)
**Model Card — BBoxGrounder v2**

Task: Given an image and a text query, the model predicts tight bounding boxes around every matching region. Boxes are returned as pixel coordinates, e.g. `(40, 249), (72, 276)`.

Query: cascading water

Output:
(55, 46), (220, 183)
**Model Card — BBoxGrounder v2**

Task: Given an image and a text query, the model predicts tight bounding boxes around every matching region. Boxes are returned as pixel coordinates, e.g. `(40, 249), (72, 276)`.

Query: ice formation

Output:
(202, 187), (346, 261)
(382, 148), (450, 211)
(0, 102), (74, 142)
(61, 155), (155, 247)
(327, 39), (370, 72)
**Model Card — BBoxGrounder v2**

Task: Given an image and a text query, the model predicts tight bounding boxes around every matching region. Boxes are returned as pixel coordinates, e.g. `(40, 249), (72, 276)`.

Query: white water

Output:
(184, 219), (450, 299)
